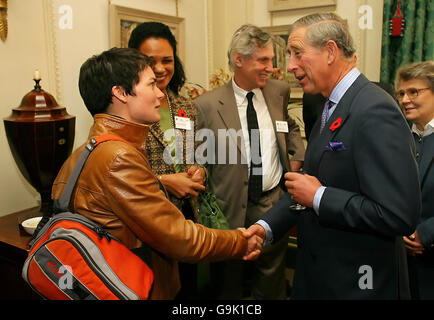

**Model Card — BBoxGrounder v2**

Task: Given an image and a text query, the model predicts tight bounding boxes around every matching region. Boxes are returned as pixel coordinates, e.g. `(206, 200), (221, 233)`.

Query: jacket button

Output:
(416, 152), (420, 158)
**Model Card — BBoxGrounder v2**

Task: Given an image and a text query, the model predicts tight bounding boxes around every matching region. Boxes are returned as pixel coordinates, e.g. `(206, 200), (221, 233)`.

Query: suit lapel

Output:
(305, 74), (369, 176)
(149, 122), (168, 148)
(216, 82), (244, 154)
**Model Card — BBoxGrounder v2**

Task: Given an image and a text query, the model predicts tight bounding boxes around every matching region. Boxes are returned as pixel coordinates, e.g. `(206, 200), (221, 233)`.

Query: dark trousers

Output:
(175, 200), (198, 300)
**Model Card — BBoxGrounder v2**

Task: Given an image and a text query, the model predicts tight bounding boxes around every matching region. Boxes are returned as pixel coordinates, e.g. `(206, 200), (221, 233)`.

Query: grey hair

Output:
(395, 60), (434, 92)
(227, 24), (273, 71)
(289, 13), (356, 59)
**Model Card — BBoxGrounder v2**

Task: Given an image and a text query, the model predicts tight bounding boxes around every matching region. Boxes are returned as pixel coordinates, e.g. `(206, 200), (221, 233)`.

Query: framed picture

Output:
(268, 0), (336, 12)
(109, 5), (185, 60)
(262, 25), (302, 99)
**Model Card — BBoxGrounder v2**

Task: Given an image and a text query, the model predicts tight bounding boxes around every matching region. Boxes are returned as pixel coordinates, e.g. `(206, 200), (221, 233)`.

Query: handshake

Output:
(236, 172), (322, 261)
(238, 224), (267, 261)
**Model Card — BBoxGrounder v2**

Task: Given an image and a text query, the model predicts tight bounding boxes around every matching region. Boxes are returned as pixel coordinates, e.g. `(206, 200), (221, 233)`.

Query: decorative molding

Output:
(42, 0), (62, 104)
(355, 0), (366, 75)
(109, 4), (185, 61)
(206, 0), (213, 89)
(268, 0), (336, 12)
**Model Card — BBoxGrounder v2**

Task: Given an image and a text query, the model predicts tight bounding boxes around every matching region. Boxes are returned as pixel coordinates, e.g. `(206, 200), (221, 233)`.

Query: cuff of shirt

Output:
(255, 220), (273, 246)
(313, 186), (326, 216)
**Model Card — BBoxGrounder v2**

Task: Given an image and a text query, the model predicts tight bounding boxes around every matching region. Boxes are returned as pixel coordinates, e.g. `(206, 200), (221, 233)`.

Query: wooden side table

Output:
(0, 207), (42, 299)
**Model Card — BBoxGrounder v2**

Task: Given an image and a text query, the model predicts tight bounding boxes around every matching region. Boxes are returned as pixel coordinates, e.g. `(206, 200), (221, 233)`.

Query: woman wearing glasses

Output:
(395, 60), (434, 300)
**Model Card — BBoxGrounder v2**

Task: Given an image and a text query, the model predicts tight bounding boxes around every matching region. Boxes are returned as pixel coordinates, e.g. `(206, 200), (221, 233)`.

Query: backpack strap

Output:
(54, 134), (128, 212)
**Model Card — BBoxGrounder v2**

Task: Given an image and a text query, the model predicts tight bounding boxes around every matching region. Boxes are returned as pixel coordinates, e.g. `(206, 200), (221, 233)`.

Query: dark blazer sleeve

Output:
(418, 217), (434, 247)
(261, 192), (299, 243)
(318, 96), (421, 238)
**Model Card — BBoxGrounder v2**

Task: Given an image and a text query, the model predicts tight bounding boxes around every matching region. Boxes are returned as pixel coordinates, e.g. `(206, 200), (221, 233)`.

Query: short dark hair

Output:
(128, 21), (186, 94)
(78, 47), (153, 116)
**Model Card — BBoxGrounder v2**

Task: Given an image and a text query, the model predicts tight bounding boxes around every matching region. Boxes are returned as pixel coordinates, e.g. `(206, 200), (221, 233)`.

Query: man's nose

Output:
(287, 56), (297, 73)
(264, 60), (273, 73)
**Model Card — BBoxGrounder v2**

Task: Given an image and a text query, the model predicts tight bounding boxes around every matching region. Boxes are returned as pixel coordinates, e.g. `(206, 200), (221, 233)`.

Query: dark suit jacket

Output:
(302, 82), (395, 142)
(409, 132), (434, 299)
(195, 79), (305, 228)
(262, 74), (421, 299)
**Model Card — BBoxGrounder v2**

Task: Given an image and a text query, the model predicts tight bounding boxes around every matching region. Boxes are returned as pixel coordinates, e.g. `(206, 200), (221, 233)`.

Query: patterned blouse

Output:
(146, 89), (200, 218)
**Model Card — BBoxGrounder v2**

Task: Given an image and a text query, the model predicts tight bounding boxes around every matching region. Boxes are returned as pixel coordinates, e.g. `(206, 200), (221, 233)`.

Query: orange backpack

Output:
(22, 135), (154, 300)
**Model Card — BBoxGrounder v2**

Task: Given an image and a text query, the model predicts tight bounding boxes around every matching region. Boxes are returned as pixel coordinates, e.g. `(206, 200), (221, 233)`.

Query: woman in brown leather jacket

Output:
(51, 48), (262, 300)
(128, 21), (206, 299)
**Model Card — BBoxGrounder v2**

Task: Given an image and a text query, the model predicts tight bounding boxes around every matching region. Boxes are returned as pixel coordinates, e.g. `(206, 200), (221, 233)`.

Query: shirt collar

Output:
(412, 117), (434, 137)
(232, 78), (262, 107)
(328, 67), (360, 106)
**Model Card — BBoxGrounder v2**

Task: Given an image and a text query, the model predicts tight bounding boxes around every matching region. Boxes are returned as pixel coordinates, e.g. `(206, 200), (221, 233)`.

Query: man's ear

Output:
(325, 40), (338, 65)
(233, 52), (244, 68)
(112, 86), (127, 103)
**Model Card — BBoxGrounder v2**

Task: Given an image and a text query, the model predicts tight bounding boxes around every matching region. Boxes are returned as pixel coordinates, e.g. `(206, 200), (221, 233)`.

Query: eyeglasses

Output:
(396, 87), (430, 101)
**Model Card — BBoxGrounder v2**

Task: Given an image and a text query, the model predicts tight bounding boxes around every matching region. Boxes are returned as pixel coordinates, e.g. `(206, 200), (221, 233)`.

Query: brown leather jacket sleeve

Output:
(100, 144), (248, 263)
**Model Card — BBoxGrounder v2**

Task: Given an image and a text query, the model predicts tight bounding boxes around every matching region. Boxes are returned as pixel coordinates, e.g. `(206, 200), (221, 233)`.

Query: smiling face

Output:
(286, 27), (331, 96)
(139, 37), (175, 93)
(123, 66), (164, 125)
(233, 43), (274, 91)
(398, 78), (434, 129)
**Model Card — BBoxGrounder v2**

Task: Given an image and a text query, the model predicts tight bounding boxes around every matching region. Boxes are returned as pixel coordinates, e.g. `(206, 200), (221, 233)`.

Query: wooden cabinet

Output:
(0, 207), (42, 299)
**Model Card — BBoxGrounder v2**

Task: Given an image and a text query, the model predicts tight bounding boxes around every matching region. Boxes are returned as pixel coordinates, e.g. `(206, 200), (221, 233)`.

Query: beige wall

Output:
(0, 0), (208, 216)
(208, 0), (384, 82)
(0, 0), (384, 216)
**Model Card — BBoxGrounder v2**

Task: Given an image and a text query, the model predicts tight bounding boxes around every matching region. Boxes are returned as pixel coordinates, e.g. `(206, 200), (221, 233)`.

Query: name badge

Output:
(175, 116), (192, 130)
(275, 121), (289, 133)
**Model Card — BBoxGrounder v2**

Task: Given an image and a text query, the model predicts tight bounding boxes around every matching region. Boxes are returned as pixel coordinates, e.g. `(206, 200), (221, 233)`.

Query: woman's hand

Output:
(187, 166), (206, 185)
(160, 172), (205, 198)
(404, 231), (424, 256)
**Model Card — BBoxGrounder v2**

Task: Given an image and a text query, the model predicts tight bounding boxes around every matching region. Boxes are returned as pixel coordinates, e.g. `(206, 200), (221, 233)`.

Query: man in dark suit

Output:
(195, 24), (305, 299)
(246, 13), (421, 299)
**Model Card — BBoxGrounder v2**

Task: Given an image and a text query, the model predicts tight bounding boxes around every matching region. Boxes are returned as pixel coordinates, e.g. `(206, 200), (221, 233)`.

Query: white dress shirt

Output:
(232, 78), (283, 192)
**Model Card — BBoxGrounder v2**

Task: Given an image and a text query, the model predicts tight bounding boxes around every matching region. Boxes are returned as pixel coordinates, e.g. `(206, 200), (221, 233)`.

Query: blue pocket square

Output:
(325, 141), (347, 151)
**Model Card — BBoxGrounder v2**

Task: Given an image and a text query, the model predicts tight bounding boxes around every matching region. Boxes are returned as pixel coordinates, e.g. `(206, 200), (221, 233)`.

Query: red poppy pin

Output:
(177, 109), (188, 118)
(329, 117), (342, 131)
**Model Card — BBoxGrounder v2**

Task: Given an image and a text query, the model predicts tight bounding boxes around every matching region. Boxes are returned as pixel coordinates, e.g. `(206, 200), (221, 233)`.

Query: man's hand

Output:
(238, 227), (264, 261)
(243, 224), (266, 241)
(284, 172), (322, 208)
(404, 231), (424, 256)
(160, 172), (206, 198)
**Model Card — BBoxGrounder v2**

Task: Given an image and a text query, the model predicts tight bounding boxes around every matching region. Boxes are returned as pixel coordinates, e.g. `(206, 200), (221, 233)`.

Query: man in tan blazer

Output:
(195, 24), (305, 299)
